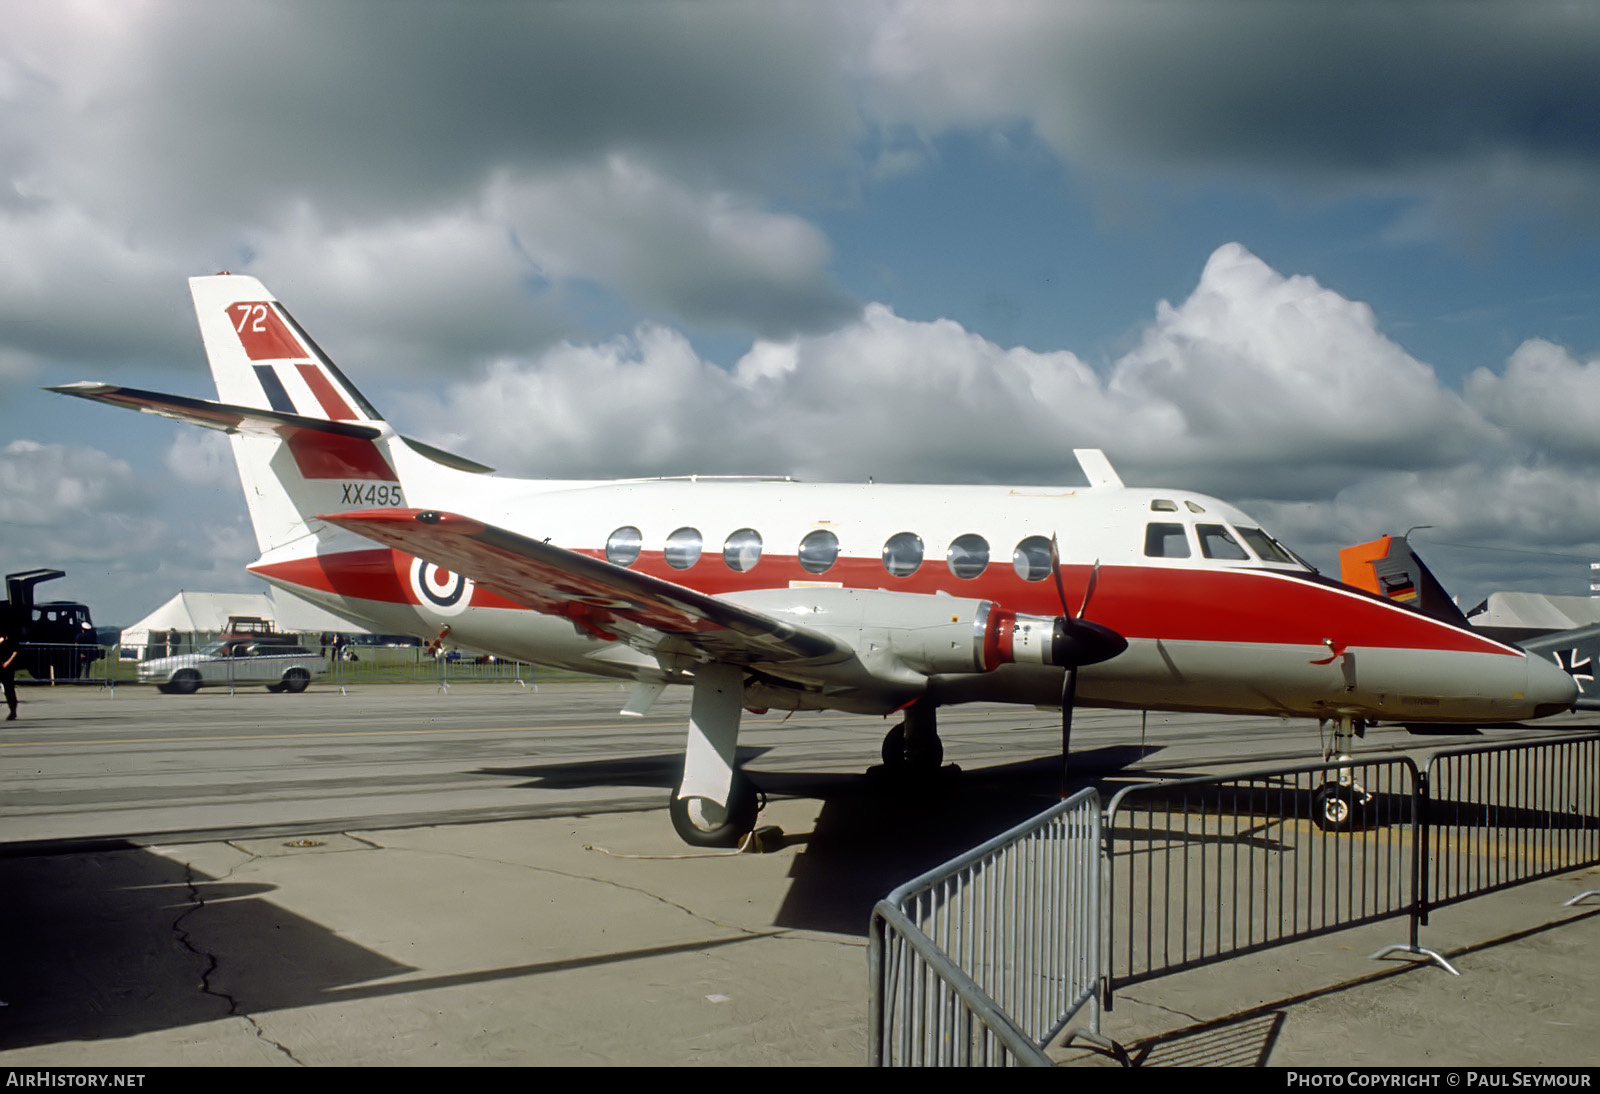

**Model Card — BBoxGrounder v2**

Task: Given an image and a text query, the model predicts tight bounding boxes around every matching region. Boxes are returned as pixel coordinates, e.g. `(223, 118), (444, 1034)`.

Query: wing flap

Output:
(317, 508), (847, 665)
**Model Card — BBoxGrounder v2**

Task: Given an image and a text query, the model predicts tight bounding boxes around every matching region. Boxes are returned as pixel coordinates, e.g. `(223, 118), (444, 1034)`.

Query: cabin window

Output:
(1196, 523), (1249, 560)
(723, 528), (763, 572)
(882, 532), (924, 577)
(606, 526), (642, 567)
(798, 529), (840, 574)
(664, 527), (703, 570)
(1145, 522), (1191, 558)
(1236, 527), (1296, 565)
(947, 534), (990, 579)
(1013, 536), (1053, 581)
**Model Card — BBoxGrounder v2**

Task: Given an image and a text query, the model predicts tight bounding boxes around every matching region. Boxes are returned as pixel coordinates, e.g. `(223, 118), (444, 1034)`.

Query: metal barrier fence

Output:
(1424, 735), (1600, 911)
(9, 641), (116, 687)
(326, 646), (547, 689)
(1102, 756), (1424, 999)
(872, 734), (1600, 1063)
(868, 788), (1112, 1067)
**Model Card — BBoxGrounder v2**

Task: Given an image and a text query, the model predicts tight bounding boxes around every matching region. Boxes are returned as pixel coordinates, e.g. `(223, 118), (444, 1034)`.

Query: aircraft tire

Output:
(881, 722), (944, 771)
(1311, 783), (1362, 832)
(281, 669), (310, 694)
(170, 670), (201, 695)
(668, 774), (759, 848)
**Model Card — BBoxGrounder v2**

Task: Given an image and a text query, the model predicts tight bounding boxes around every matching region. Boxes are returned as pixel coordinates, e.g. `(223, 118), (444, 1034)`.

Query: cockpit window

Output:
(606, 526), (642, 567)
(798, 529), (840, 574)
(1185, 500), (1207, 513)
(1236, 527), (1296, 565)
(947, 534), (989, 579)
(1150, 499), (1178, 512)
(1145, 522), (1191, 558)
(882, 532), (924, 577)
(664, 527), (703, 570)
(1196, 523), (1249, 561)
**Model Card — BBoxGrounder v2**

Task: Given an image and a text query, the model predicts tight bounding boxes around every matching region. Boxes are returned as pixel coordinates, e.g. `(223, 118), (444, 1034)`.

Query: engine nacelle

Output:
(978, 604), (1127, 672)
(723, 588), (1124, 680)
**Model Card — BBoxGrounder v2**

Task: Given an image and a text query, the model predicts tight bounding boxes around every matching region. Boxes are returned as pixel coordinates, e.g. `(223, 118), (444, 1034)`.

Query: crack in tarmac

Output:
(173, 847), (305, 1066)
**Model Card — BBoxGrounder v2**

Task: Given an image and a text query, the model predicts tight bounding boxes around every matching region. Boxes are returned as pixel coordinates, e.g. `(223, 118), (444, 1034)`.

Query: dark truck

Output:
(2, 569), (104, 681)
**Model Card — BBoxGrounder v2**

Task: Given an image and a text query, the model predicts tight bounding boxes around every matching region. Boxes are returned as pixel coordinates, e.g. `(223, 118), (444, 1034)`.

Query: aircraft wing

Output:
(317, 508), (848, 666)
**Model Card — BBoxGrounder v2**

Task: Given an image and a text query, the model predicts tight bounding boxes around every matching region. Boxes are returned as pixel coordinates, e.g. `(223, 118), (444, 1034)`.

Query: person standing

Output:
(0, 623), (18, 721)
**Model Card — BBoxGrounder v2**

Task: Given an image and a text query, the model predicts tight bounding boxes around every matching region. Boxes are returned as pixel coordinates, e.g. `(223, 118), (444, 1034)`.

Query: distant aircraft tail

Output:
(1338, 534), (1472, 629)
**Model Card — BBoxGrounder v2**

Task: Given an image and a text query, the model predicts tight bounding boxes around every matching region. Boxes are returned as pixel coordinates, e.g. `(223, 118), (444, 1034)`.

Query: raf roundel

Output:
(411, 558), (473, 614)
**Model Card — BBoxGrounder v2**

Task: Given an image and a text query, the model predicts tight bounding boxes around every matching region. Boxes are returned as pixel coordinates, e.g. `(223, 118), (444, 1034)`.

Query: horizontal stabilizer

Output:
(48, 382), (495, 474)
(318, 508), (846, 666)
(48, 382), (381, 439)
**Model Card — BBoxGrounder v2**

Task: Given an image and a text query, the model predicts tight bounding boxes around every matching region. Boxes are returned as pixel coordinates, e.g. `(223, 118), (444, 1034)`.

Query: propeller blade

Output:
(1060, 665), (1077, 795)
(1078, 560), (1101, 620)
(1050, 534), (1103, 621)
(1050, 535), (1119, 794)
(1049, 534), (1071, 618)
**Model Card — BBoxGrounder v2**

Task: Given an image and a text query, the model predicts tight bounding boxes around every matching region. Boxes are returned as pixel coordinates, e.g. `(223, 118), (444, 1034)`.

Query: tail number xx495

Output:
(341, 483), (405, 507)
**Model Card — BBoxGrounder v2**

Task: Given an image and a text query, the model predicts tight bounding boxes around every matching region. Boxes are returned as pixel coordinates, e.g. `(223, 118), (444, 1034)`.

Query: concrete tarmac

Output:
(0, 684), (1596, 1067)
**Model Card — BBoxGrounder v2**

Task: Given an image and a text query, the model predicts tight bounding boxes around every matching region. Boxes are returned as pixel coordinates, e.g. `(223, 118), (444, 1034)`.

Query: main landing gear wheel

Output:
(881, 722), (944, 772)
(1311, 783), (1367, 832)
(668, 773), (759, 848)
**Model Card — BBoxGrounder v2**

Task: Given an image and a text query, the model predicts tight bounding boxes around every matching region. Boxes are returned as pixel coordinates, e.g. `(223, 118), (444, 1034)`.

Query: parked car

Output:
(139, 638), (327, 694)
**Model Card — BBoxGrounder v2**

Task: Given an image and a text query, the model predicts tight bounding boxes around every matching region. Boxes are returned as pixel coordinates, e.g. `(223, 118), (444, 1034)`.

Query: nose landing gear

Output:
(1313, 714), (1373, 832)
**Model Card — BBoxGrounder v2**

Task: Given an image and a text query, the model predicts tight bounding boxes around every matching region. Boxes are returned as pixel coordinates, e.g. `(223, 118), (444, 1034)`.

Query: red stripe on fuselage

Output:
(254, 547), (1514, 657)
(584, 554), (1516, 656)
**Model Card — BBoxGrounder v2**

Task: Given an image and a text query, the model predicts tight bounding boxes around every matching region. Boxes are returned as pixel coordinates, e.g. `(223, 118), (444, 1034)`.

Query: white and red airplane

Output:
(53, 275), (1579, 844)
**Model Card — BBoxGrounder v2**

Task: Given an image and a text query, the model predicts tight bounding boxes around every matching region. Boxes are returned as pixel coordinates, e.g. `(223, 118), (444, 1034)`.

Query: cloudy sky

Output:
(4, 0), (1600, 626)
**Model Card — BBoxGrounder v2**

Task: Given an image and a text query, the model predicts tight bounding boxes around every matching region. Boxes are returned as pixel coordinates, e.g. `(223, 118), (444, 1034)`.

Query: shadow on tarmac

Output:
(0, 846), (410, 1051)
(769, 744), (1157, 936)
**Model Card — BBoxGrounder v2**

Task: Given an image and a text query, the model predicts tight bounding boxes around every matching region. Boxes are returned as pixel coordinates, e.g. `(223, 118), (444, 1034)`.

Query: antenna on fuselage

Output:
(1074, 448), (1123, 488)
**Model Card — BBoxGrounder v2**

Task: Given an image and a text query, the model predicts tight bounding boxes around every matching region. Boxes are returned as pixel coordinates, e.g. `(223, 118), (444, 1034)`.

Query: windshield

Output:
(1236, 526), (1297, 565)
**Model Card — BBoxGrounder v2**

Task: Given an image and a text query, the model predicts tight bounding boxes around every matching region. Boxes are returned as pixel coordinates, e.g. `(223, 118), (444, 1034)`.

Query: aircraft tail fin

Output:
(184, 275), (407, 554)
(54, 276), (490, 558)
(189, 275), (384, 425)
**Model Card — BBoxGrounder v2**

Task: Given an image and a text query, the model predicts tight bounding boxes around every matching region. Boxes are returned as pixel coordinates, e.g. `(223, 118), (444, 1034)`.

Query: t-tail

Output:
(51, 274), (492, 560)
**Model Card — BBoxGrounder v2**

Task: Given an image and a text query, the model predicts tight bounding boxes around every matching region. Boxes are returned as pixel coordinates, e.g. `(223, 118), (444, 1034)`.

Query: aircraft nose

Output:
(1526, 652), (1580, 717)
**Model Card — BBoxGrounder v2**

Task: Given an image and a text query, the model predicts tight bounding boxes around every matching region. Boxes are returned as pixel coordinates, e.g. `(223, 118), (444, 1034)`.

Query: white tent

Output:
(119, 590), (367, 656)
